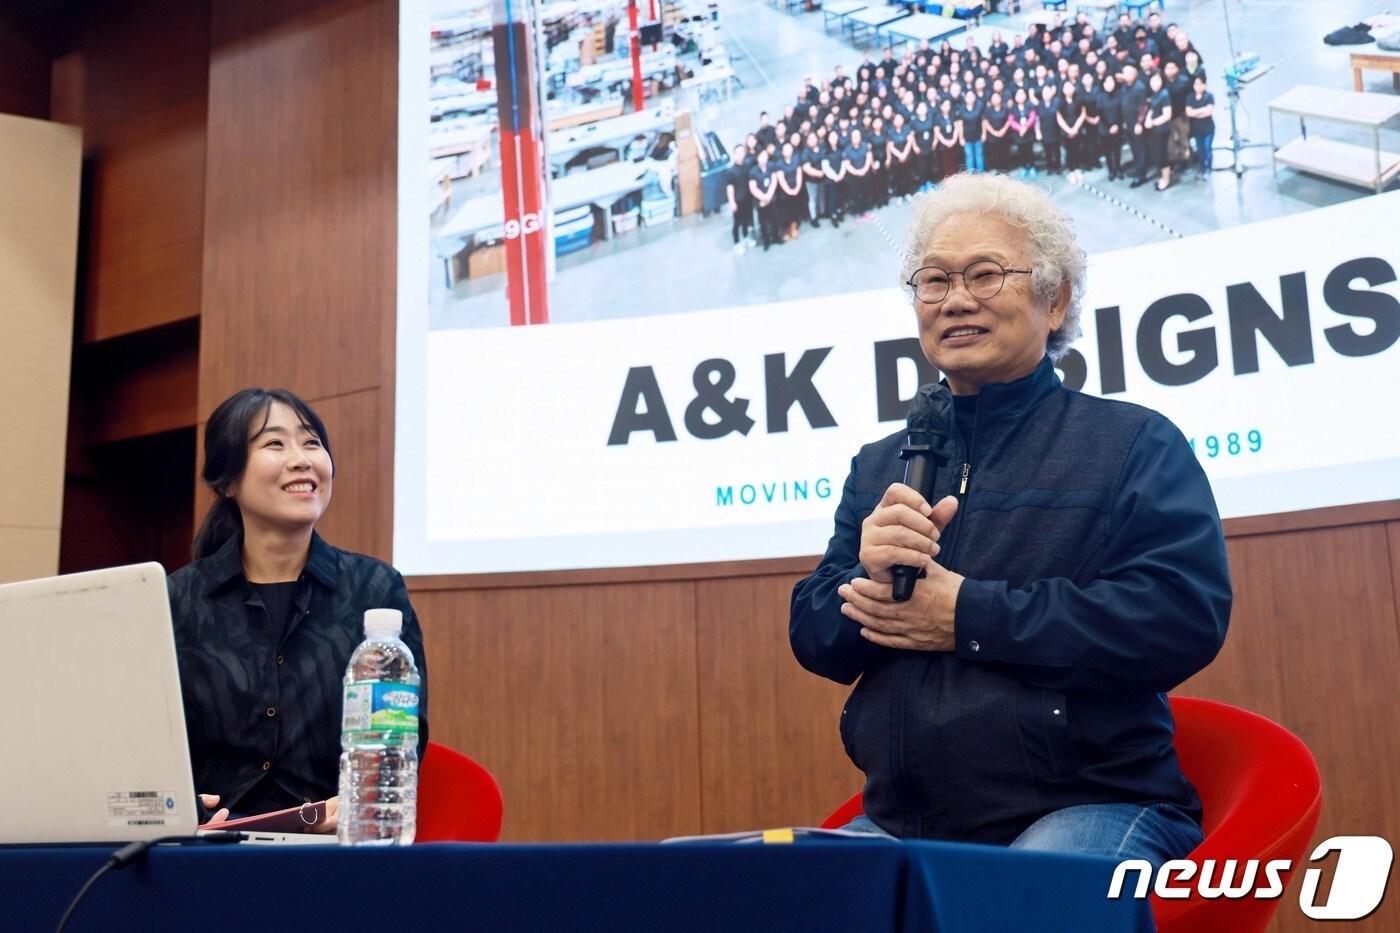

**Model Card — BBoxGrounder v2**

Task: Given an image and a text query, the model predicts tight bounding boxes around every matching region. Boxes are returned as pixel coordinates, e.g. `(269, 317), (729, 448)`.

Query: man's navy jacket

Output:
(790, 356), (1232, 842)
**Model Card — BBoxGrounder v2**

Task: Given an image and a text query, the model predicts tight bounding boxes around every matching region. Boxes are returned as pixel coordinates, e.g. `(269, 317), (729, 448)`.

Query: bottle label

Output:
(342, 681), (420, 736)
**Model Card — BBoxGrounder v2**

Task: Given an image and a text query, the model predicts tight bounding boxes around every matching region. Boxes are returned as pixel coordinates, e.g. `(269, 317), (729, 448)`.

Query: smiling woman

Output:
(192, 389), (336, 562)
(166, 389), (429, 830)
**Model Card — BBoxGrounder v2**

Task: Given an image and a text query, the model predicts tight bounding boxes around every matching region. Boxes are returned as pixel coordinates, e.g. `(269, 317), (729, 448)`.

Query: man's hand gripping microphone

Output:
(892, 384), (953, 602)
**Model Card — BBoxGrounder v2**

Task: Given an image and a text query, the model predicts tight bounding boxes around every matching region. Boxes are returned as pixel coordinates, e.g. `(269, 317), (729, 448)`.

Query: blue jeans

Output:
(963, 140), (985, 173)
(845, 802), (1202, 871)
(1011, 803), (1202, 870)
(1193, 133), (1214, 173)
(842, 814), (893, 836)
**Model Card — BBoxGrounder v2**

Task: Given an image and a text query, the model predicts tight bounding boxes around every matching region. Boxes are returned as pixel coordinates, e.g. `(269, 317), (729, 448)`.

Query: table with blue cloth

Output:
(1, 838), (1154, 932)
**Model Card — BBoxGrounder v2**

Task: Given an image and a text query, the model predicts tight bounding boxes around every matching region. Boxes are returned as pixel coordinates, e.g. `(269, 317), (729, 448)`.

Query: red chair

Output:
(1151, 696), (1322, 933)
(415, 740), (504, 842)
(819, 697), (1322, 933)
(818, 790), (865, 830)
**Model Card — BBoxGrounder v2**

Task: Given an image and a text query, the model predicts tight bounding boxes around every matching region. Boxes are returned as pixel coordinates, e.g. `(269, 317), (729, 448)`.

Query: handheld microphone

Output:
(891, 383), (953, 602)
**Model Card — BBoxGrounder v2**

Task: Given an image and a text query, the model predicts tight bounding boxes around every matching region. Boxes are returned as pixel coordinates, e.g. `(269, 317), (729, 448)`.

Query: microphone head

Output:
(906, 383), (953, 434)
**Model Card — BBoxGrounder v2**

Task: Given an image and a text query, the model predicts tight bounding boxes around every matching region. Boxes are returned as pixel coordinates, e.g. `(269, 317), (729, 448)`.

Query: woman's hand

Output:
(199, 793), (230, 825)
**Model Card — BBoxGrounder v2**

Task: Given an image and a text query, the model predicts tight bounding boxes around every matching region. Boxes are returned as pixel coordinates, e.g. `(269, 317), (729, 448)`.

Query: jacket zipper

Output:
(941, 395), (980, 572)
(900, 394), (980, 837)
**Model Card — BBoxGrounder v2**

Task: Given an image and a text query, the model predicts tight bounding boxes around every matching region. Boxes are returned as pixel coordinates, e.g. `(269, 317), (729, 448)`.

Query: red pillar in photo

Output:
(628, 0), (644, 112)
(492, 0), (550, 325)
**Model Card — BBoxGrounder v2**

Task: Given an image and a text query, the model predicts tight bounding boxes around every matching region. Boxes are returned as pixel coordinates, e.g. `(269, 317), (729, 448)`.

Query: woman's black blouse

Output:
(1148, 87), (1171, 125)
(1187, 90), (1216, 134)
(777, 156), (803, 187)
(1096, 89), (1123, 131)
(167, 532), (430, 811)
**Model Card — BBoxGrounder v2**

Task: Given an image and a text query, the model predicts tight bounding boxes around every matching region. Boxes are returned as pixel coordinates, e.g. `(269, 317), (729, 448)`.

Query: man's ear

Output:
(1047, 279), (1071, 333)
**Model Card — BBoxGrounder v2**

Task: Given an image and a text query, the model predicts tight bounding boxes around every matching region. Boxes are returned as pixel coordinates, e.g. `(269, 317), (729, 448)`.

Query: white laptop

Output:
(0, 563), (334, 845)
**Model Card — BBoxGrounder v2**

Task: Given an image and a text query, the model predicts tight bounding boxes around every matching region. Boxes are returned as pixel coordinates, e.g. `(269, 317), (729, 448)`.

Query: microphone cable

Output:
(55, 831), (245, 933)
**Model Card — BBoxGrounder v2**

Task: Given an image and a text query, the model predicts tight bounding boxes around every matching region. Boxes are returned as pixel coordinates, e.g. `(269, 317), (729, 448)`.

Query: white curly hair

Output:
(900, 173), (1087, 360)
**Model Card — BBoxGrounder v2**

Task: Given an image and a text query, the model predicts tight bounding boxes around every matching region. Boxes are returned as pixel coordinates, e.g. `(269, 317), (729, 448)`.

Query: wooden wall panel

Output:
(1180, 525), (1400, 933)
(695, 573), (856, 833)
(0, 17), (50, 119)
(1389, 522), (1400, 640)
(49, 0), (209, 342)
(413, 583), (703, 842)
(47, 3), (205, 578)
(413, 511), (1400, 879)
(77, 322), (201, 445)
(199, 0), (396, 416)
(299, 389), (384, 558)
(60, 429), (196, 575)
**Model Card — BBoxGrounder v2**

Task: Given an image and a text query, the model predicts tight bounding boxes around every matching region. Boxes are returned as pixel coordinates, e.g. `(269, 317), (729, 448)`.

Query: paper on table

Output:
(660, 827), (889, 844)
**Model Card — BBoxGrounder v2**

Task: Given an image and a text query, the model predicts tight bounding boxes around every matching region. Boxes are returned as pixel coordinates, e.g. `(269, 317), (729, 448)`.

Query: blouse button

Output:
(266, 706), (278, 718)
(262, 760), (272, 771)
(276, 655), (285, 665)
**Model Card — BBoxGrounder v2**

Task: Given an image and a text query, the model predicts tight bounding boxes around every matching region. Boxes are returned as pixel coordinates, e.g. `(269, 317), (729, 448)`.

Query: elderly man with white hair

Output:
(790, 174), (1231, 863)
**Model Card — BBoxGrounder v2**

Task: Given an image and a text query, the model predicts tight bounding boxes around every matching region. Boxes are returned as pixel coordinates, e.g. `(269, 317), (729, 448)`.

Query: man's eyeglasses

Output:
(906, 260), (1033, 303)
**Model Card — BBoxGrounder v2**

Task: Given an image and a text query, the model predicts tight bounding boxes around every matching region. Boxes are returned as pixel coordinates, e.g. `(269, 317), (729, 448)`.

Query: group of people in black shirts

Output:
(724, 10), (1218, 252)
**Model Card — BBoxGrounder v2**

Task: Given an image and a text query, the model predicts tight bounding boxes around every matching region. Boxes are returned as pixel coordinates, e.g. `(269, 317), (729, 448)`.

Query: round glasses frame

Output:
(906, 260), (1033, 303)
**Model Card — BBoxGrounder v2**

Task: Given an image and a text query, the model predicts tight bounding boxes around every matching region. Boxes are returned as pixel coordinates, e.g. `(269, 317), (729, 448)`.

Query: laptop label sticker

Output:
(107, 790), (179, 827)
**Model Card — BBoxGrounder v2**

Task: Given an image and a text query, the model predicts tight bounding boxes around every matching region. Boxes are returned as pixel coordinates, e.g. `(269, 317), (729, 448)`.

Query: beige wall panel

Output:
(0, 526), (61, 584)
(0, 114), (81, 580)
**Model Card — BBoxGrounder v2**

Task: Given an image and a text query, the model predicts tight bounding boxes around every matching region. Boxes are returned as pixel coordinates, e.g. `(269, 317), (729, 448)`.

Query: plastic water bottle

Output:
(338, 608), (420, 845)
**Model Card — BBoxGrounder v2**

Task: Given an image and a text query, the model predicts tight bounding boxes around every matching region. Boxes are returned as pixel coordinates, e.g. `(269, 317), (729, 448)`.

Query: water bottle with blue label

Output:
(338, 608), (420, 845)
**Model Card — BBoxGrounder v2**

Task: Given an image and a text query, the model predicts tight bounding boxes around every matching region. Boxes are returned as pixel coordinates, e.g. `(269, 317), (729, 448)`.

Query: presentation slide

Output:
(397, 2), (1400, 576)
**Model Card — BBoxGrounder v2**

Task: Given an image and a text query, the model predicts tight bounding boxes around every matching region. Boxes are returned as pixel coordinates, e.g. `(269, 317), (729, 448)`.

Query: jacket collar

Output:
(946, 355), (1061, 420)
(203, 529), (338, 596)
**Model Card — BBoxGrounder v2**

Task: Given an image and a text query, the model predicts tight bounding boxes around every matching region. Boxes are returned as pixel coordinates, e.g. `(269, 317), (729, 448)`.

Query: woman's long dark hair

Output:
(192, 388), (334, 559)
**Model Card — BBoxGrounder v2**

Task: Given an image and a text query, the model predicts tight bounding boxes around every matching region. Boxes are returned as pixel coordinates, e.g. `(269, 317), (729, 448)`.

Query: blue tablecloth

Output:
(0, 838), (1154, 932)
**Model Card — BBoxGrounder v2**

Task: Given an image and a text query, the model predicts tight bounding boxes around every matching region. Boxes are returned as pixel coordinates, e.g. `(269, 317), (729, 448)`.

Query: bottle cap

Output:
(364, 608), (403, 637)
